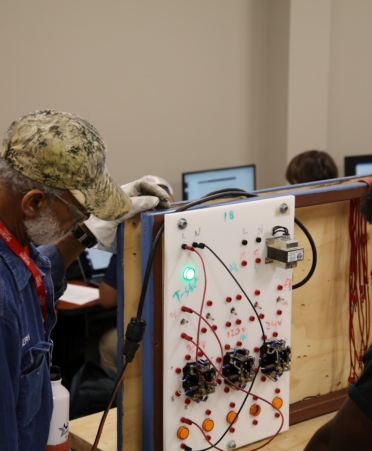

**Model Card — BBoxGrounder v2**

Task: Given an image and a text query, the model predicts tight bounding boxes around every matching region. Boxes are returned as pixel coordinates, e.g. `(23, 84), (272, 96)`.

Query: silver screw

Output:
(230, 308), (237, 315)
(180, 318), (188, 325)
(178, 218), (188, 229)
(279, 203), (288, 214)
(227, 440), (237, 450)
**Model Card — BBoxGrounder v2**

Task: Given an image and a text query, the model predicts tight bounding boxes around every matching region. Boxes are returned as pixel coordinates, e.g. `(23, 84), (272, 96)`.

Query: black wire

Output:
(195, 372), (259, 451)
(136, 190), (257, 319)
(190, 242), (263, 451)
(201, 243), (266, 339)
(292, 217), (317, 289)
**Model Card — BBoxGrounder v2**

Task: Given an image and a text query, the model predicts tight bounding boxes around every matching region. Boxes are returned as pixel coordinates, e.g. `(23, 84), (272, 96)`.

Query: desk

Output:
(51, 281), (117, 388)
(69, 408), (336, 451)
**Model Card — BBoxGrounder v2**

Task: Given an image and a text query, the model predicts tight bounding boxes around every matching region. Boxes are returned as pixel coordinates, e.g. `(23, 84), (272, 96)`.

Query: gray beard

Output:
(24, 209), (78, 245)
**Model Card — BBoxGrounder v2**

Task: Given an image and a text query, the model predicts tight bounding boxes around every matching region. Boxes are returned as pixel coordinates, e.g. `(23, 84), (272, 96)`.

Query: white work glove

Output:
(84, 178), (170, 253)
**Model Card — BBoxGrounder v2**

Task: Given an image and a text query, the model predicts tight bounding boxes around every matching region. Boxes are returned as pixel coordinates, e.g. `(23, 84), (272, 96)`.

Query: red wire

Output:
(182, 306), (224, 384)
(181, 336), (285, 451)
(181, 245), (284, 450)
(348, 199), (371, 383)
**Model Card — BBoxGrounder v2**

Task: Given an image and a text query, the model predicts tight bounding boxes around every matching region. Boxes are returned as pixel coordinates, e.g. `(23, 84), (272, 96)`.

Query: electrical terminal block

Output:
(259, 339), (292, 382)
(222, 349), (256, 389)
(182, 361), (216, 401)
(265, 236), (304, 269)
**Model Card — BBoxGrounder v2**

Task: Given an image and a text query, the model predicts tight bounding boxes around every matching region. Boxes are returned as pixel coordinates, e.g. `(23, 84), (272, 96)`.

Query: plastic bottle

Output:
(46, 366), (70, 451)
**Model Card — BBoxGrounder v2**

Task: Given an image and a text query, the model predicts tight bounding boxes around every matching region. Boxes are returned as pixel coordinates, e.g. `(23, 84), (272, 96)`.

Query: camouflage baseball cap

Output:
(1, 109), (132, 220)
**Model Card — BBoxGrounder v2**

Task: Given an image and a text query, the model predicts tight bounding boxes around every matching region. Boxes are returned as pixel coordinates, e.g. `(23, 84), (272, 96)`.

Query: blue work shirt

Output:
(0, 239), (67, 451)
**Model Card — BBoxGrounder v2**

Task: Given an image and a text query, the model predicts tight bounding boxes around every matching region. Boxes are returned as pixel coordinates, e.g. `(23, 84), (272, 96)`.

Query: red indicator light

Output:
(255, 258), (261, 264)
(201, 328), (207, 333)
(198, 351), (204, 357)
(277, 285), (283, 290)
(175, 391), (181, 397)
(236, 319), (241, 325)
(226, 297), (232, 303)
(261, 376), (267, 382)
(255, 290), (260, 295)
(185, 399), (191, 405)
(253, 420), (258, 425)
(207, 300), (213, 306)
(259, 313), (265, 319)
(275, 412), (280, 418)
(262, 335), (267, 340)
(249, 316), (255, 322)
(216, 357), (222, 363)
(230, 427), (235, 433)
(205, 409), (211, 415)
(236, 341), (242, 346)
(225, 344), (230, 350)
(230, 402), (235, 408)
(241, 260), (247, 266)
(226, 321), (232, 327)
(236, 294), (242, 300)
(185, 354), (191, 360)
(175, 368), (181, 374)
(275, 388), (281, 394)
(212, 325), (218, 331)
(277, 310), (282, 315)
(224, 387), (230, 393)
(254, 347), (260, 352)
(273, 332), (278, 337)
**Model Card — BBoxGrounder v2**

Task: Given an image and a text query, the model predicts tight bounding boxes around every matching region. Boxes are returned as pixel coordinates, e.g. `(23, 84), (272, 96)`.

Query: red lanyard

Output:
(0, 220), (47, 321)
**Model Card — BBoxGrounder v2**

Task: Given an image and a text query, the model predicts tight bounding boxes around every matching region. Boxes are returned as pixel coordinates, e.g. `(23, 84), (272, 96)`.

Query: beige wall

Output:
(1, 1), (372, 200)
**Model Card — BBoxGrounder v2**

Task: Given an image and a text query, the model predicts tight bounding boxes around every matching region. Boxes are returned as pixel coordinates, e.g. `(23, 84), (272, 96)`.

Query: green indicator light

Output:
(183, 267), (196, 281)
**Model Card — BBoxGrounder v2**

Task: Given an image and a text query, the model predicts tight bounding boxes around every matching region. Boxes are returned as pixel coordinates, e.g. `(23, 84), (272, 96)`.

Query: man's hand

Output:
(84, 177), (170, 251)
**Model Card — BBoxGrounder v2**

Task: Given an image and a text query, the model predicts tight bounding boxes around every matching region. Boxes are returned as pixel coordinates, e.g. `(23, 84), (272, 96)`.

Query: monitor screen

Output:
(79, 248), (113, 279)
(345, 155), (372, 176)
(182, 165), (256, 201)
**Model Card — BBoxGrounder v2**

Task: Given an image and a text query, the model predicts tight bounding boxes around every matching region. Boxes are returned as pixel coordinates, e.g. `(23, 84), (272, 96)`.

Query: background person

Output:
(0, 110), (169, 451)
(286, 150), (338, 184)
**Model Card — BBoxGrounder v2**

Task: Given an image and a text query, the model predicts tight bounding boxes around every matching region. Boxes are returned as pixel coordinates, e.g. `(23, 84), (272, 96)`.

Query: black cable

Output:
(197, 242), (266, 340)
(136, 190), (257, 319)
(195, 372), (258, 451)
(292, 217), (317, 289)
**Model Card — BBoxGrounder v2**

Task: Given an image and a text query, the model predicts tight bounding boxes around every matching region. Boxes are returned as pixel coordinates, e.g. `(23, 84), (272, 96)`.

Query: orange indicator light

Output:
(202, 419), (214, 432)
(226, 411), (238, 424)
(272, 397), (283, 409)
(177, 426), (189, 440)
(250, 404), (261, 417)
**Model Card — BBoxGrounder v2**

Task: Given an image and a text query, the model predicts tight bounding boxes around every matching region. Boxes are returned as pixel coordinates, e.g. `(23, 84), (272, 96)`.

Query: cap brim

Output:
(70, 170), (132, 221)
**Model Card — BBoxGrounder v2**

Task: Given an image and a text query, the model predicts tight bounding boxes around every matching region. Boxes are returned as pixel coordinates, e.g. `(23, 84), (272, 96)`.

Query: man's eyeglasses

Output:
(52, 194), (90, 222)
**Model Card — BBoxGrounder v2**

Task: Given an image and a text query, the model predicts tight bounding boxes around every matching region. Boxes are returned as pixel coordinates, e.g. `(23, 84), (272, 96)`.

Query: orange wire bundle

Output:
(348, 199), (371, 384)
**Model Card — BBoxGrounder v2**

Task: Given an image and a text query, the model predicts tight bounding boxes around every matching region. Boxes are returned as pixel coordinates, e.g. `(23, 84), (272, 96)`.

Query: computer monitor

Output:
(182, 164), (256, 201)
(345, 155), (372, 176)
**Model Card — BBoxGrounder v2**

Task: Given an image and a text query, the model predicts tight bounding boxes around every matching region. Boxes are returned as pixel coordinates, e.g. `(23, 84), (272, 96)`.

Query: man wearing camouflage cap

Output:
(0, 110), (170, 450)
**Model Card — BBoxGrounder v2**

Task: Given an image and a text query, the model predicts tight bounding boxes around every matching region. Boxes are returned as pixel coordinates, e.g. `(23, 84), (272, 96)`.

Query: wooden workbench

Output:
(69, 408), (336, 451)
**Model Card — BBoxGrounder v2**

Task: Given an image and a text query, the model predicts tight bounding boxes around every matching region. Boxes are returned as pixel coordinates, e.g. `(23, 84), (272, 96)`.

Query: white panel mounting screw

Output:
(178, 218), (188, 229)
(279, 203), (288, 214)
(227, 440), (237, 450)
